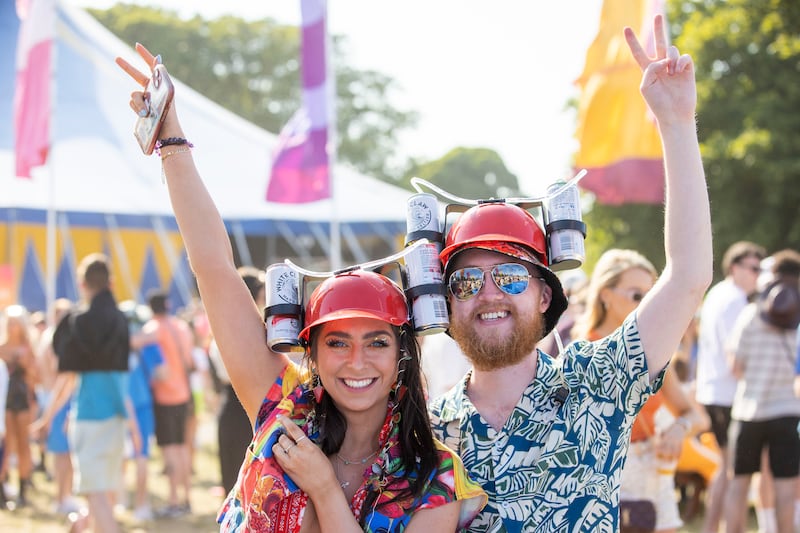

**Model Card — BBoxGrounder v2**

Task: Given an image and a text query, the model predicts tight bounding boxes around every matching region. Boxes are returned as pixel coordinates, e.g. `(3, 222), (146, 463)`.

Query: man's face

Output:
(731, 254), (762, 296)
(446, 248), (552, 370)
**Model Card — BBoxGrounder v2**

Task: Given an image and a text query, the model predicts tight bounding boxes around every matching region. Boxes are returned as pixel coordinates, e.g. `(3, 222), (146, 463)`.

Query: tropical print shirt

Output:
(429, 315), (664, 533)
(218, 364), (486, 532)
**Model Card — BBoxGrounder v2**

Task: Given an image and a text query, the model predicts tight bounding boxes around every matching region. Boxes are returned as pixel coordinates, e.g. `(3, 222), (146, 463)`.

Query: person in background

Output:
(39, 253), (130, 533)
(119, 300), (165, 522)
(0, 304), (39, 508)
(694, 240), (766, 533)
(0, 345), (8, 508)
(37, 298), (81, 515)
(143, 289), (194, 518)
(207, 266), (260, 496)
(428, 15), (713, 531)
(573, 249), (710, 533)
(725, 249), (800, 533)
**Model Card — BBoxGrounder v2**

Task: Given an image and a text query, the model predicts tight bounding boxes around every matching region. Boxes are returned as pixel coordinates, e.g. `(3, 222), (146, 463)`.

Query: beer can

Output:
(405, 193), (442, 250)
(264, 264), (304, 353)
(545, 181), (586, 271)
(404, 242), (449, 335)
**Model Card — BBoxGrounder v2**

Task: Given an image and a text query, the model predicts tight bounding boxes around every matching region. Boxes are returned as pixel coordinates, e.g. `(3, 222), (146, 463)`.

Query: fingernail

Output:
(155, 54), (162, 65)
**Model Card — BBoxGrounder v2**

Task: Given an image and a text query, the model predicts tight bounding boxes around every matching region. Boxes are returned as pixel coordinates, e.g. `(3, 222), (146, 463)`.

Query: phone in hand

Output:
(134, 64), (175, 155)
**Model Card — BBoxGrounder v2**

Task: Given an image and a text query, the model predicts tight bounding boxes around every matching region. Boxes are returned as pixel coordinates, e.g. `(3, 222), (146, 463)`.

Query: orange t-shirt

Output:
(147, 316), (194, 406)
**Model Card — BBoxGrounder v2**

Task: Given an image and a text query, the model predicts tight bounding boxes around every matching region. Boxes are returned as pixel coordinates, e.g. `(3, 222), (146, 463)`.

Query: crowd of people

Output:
(1, 11), (799, 533)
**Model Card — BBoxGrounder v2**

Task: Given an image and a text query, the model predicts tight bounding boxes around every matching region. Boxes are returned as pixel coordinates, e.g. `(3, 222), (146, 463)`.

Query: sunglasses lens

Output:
(492, 263), (530, 295)
(449, 267), (485, 301)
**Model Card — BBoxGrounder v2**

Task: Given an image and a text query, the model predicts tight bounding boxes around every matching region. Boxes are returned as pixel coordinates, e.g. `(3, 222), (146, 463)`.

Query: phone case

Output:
(134, 64), (175, 155)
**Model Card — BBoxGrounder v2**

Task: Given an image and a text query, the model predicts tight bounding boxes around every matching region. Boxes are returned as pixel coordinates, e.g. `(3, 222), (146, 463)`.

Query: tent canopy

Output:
(0, 0), (411, 311)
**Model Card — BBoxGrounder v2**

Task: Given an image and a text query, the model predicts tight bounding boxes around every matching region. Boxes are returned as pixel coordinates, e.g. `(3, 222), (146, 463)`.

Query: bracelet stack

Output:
(155, 137), (194, 158)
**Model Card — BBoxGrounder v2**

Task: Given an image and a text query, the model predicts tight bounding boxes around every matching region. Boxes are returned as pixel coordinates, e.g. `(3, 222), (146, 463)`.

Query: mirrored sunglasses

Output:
(448, 262), (543, 301)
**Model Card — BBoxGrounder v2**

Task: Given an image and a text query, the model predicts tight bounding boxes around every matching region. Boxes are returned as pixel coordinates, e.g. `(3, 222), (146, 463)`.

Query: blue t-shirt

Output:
(127, 344), (164, 410)
(74, 371), (128, 420)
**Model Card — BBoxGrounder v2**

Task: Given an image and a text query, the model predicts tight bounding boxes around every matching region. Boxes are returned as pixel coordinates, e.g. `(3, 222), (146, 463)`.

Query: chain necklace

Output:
(334, 450), (378, 489)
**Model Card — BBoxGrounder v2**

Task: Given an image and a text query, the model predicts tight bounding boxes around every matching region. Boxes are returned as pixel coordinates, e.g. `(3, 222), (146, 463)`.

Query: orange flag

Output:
(573, 0), (665, 205)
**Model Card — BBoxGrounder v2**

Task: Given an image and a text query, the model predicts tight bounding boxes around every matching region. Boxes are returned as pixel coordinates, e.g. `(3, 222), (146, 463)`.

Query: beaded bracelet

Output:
(155, 137), (193, 157)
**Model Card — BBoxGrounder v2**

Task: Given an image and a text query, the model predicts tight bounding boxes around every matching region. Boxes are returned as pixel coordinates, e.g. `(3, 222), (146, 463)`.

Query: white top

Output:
(420, 333), (472, 400)
(694, 278), (749, 406)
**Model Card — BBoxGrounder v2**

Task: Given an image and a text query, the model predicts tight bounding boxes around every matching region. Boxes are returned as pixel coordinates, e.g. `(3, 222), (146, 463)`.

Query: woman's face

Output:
(313, 316), (399, 418)
(601, 267), (655, 327)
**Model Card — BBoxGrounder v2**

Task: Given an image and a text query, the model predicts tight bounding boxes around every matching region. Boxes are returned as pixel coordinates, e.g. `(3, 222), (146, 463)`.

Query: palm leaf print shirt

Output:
(429, 315), (664, 533)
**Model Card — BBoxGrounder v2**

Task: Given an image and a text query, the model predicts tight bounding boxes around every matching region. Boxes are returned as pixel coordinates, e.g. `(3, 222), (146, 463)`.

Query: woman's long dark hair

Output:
(306, 323), (438, 519)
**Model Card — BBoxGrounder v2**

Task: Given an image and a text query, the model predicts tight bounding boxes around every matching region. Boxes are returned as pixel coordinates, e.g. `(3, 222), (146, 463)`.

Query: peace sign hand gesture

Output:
(625, 14), (697, 126)
(115, 43), (183, 141)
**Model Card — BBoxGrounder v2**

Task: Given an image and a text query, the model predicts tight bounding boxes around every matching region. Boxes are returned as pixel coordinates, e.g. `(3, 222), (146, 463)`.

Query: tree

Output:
(90, 4), (418, 183)
(670, 0), (800, 274)
(402, 147), (522, 200)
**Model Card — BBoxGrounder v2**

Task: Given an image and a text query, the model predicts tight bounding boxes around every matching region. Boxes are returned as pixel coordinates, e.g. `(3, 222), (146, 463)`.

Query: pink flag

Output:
(14, 0), (55, 179)
(266, 0), (332, 204)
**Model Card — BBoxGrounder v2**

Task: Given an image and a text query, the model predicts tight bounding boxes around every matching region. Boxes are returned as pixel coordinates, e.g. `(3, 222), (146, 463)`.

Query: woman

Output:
(574, 249), (709, 533)
(117, 46), (485, 532)
(0, 304), (38, 507)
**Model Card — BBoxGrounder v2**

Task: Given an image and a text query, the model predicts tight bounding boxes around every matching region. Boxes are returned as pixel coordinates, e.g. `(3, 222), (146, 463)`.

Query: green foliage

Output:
(669, 0), (800, 274)
(402, 147), (522, 200)
(582, 203), (666, 272)
(91, 4), (418, 182)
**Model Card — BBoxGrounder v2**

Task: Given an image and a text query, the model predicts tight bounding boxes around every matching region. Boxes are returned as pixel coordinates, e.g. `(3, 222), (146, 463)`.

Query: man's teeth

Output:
(344, 378), (374, 389)
(480, 311), (508, 320)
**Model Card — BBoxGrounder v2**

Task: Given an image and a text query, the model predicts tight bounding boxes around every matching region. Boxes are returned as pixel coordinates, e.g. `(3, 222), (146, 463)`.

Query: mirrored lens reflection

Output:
(448, 263), (531, 301)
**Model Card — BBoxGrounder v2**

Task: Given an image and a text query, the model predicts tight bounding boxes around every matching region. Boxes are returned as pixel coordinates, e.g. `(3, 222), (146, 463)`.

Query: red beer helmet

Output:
(440, 202), (568, 339)
(440, 202), (548, 269)
(299, 270), (410, 342)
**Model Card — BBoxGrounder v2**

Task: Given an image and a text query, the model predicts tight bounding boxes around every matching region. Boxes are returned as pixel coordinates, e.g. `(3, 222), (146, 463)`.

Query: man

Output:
(694, 240), (765, 533)
(428, 16), (713, 531)
(45, 253), (130, 533)
(724, 249), (800, 533)
(144, 289), (194, 517)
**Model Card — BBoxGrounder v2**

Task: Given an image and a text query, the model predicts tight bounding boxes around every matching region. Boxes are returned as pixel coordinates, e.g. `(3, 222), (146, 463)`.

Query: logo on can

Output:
(404, 243), (449, 335)
(265, 264), (304, 353)
(545, 181), (586, 271)
(406, 193), (442, 249)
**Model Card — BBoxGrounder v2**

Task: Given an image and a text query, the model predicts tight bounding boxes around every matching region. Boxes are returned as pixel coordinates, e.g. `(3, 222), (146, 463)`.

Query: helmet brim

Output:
(299, 308), (407, 342)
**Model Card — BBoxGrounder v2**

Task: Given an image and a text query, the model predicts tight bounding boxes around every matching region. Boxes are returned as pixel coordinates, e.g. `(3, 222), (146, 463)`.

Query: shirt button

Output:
(502, 502), (510, 509)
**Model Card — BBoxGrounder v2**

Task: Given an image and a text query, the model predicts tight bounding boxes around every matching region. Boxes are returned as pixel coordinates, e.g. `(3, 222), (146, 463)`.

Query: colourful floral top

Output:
(429, 315), (665, 533)
(218, 364), (486, 532)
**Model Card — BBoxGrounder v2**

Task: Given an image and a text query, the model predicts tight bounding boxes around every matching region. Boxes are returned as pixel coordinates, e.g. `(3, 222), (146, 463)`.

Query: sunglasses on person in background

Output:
(736, 262), (761, 274)
(448, 263), (544, 301)
(611, 287), (647, 302)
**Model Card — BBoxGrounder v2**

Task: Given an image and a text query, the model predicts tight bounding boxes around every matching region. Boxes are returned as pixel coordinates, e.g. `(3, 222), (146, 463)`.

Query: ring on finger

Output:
(295, 435), (308, 445)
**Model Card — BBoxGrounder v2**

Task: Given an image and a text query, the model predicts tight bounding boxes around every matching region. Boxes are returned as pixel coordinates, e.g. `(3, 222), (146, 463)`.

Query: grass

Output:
(0, 413), (760, 532)
(0, 413), (223, 532)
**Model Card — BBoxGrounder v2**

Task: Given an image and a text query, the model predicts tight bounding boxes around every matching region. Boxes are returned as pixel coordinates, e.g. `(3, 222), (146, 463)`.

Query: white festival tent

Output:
(0, 0), (411, 312)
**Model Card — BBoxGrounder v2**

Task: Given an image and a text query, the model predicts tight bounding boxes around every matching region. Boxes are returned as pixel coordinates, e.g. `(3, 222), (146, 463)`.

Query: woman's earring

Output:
(312, 369), (324, 403)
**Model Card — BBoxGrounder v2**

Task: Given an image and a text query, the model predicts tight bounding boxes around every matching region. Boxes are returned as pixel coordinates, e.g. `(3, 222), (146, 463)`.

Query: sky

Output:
(70, 0), (605, 195)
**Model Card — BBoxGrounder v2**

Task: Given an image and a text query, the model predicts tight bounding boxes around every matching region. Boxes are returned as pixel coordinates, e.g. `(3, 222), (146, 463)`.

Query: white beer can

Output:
(264, 264), (304, 353)
(404, 242), (449, 335)
(545, 181), (586, 271)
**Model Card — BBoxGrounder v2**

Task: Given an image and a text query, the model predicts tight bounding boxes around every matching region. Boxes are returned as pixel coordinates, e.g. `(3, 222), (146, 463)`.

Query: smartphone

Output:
(134, 64), (175, 155)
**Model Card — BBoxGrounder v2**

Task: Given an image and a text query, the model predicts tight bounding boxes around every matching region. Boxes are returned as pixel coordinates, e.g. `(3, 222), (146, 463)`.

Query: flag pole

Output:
(324, 0), (340, 270)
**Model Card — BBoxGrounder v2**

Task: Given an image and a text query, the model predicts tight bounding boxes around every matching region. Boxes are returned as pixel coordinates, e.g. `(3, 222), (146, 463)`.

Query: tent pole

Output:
(45, 165), (56, 322)
(324, 0), (340, 270)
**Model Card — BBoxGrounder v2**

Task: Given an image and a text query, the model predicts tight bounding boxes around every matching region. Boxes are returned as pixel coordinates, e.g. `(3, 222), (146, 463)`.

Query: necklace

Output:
(334, 450), (378, 490)
(336, 450), (378, 466)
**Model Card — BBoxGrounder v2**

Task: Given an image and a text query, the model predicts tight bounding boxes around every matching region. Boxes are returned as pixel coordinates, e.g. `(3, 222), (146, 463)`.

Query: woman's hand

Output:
(272, 415), (339, 498)
(625, 14), (697, 126)
(115, 43), (183, 139)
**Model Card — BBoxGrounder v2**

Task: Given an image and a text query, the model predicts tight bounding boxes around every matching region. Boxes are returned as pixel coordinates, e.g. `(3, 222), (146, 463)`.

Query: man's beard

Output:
(449, 307), (545, 371)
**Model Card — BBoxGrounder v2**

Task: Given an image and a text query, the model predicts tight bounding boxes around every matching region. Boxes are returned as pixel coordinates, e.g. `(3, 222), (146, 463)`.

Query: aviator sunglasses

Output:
(448, 262), (544, 301)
